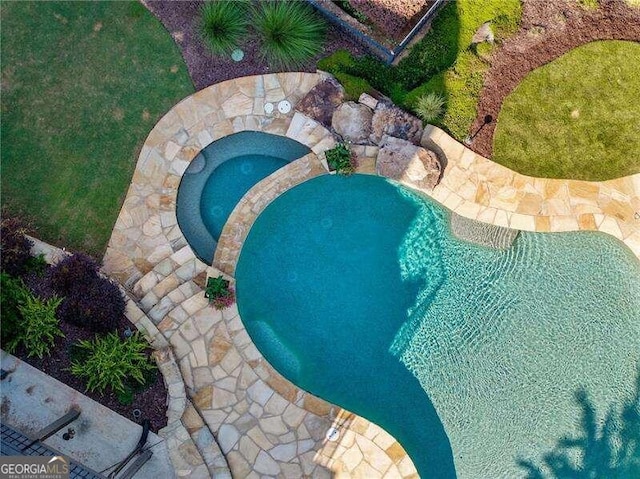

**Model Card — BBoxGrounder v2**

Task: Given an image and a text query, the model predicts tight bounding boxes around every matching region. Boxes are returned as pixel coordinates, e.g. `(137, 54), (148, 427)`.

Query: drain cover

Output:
(277, 100), (291, 114)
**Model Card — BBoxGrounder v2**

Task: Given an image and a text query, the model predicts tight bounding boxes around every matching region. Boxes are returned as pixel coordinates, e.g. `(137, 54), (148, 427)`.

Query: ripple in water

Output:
(392, 216), (640, 478)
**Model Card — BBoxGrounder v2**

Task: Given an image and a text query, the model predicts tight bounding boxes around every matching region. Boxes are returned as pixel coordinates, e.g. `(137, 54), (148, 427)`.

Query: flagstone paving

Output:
(103, 72), (639, 478)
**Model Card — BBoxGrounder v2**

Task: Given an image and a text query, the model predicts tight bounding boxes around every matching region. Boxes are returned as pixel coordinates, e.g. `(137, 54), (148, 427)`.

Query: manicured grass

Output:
(493, 41), (640, 181)
(1, 2), (194, 257)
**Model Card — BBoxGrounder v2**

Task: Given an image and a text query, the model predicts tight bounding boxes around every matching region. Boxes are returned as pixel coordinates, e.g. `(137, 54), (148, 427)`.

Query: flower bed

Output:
(0, 216), (167, 432)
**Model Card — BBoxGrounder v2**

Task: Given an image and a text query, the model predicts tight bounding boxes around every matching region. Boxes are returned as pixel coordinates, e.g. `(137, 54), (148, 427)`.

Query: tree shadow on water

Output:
(518, 371), (640, 479)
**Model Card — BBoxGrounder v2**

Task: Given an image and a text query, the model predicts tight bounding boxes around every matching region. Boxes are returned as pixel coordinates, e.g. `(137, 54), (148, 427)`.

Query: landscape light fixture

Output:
(464, 114), (493, 145)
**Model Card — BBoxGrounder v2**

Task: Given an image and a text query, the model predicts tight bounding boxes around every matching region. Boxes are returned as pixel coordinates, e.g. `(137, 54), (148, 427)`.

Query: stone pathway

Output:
(103, 71), (639, 479)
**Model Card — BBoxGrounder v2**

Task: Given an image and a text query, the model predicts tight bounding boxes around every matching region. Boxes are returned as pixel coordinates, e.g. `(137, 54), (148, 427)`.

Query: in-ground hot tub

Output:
(176, 131), (311, 264)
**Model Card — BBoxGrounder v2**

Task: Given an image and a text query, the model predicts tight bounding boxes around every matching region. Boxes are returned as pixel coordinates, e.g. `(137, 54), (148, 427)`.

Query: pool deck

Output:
(102, 72), (640, 478)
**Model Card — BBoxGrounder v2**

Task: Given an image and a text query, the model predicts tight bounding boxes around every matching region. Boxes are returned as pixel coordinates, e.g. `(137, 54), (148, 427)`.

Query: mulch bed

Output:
(143, 0), (367, 90)
(470, 0), (640, 158)
(13, 313), (168, 434)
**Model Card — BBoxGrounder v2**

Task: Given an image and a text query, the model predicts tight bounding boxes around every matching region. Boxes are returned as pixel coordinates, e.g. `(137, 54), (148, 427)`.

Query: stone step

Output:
(133, 245), (205, 301)
(155, 289), (210, 341)
(138, 263), (208, 315)
(147, 280), (202, 324)
(182, 402), (231, 479)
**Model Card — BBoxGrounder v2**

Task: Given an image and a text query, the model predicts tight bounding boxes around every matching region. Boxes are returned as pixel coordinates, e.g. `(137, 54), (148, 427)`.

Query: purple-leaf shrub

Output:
(56, 276), (125, 332)
(49, 253), (99, 295)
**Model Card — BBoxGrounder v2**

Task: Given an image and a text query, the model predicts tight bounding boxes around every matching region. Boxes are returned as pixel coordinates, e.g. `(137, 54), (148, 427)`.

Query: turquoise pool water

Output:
(235, 174), (640, 478)
(176, 131), (310, 263)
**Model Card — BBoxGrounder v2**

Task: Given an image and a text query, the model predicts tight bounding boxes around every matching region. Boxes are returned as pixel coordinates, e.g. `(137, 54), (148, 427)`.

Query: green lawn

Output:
(1, 1), (194, 257)
(493, 40), (640, 181)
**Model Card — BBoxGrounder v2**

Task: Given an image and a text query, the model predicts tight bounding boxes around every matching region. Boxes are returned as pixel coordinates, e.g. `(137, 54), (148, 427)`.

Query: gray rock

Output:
(331, 101), (373, 144)
(358, 92), (378, 110)
(472, 21), (494, 44)
(295, 77), (345, 128)
(370, 101), (423, 145)
(376, 135), (441, 190)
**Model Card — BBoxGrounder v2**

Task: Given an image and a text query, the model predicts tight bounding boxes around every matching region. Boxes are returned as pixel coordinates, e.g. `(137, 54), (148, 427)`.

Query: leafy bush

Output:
(333, 72), (373, 101)
(6, 293), (63, 358)
(0, 273), (31, 346)
(56, 277), (125, 332)
(200, 0), (249, 55)
(317, 49), (356, 73)
(70, 332), (156, 395)
(0, 216), (34, 276)
(204, 276), (235, 310)
(48, 253), (125, 332)
(325, 142), (355, 175)
(48, 253), (99, 295)
(415, 92), (446, 123)
(253, 1), (326, 69)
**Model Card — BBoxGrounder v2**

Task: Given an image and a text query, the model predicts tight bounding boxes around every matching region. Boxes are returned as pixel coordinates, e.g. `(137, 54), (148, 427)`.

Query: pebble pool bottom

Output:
(235, 174), (640, 478)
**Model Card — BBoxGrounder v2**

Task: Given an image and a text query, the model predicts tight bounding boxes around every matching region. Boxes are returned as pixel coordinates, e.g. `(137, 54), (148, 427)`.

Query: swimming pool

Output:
(235, 174), (640, 478)
(176, 131), (310, 264)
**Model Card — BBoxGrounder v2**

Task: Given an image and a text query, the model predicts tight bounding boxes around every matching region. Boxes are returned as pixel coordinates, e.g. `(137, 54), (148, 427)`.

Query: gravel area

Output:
(143, 0), (367, 90)
(13, 314), (168, 433)
(470, 0), (640, 158)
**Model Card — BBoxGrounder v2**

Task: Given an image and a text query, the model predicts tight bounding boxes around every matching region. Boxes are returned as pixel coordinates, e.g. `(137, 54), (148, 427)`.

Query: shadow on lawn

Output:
(518, 370), (640, 479)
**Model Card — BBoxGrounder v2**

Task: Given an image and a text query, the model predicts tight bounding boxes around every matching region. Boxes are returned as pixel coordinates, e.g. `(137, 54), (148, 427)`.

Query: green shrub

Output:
(333, 72), (373, 100)
(70, 332), (156, 395)
(415, 92), (446, 123)
(6, 293), (63, 358)
(325, 143), (355, 175)
(204, 275), (235, 310)
(200, 0), (249, 55)
(317, 49), (356, 73)
(253, 1), (326, 69)
(0, 273), (31, 346)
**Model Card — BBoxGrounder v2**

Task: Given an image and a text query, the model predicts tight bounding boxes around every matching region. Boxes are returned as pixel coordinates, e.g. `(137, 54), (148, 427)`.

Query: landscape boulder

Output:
(295, 77), (345, 128)
(370, 101), (423, 145)
(331, 101), (373, 144)
(376, 135), (441, 190)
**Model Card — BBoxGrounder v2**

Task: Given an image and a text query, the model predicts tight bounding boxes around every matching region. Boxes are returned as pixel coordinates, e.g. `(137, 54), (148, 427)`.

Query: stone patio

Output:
(103, 72), (640, 479)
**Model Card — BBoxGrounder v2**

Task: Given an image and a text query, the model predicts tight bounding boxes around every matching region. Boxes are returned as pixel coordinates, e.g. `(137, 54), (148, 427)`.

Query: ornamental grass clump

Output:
(253, 1), (326, 69)
(70, 332), (156, 395)
(6, 293), (63, 358)
(200, 0), (249, 55)
(204, 275), (235, 310)
(415, 92), (446, 124)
